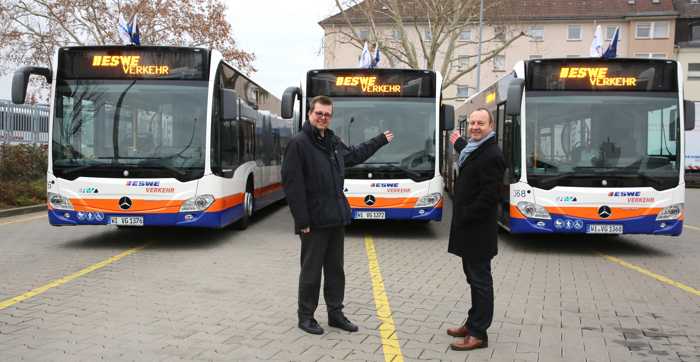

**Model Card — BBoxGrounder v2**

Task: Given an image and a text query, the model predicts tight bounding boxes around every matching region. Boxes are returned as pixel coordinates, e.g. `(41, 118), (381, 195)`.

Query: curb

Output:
(0, 204), (46, 219)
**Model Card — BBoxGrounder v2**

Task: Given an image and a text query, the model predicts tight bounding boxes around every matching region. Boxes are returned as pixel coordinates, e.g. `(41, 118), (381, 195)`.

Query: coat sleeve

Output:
(338, 133), (389, 167)
(453, 137), (467, 154)
(459, 150), (505, 224)
(281, 139), (310, 231)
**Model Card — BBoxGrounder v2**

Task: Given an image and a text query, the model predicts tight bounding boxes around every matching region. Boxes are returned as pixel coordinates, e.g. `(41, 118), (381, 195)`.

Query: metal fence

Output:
(0, 100), (49, 145)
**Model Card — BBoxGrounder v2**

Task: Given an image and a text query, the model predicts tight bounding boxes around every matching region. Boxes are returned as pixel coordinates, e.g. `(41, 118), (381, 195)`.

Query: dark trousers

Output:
(462, 257), (494, 340)
(298, 226), (345, 321)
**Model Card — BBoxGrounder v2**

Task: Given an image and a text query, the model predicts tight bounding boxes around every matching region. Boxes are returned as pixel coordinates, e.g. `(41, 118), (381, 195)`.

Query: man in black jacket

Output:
(281, 95), (393, 335)
(446, 108), (505, 351)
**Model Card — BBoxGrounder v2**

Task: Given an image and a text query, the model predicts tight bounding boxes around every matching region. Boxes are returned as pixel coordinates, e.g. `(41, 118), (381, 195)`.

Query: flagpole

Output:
(476, 0), (484, 92)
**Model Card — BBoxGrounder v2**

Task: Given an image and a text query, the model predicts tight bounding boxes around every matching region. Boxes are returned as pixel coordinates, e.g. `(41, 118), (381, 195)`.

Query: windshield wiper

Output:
(366, 163), (427, 180)
(60, 163), (120, 176)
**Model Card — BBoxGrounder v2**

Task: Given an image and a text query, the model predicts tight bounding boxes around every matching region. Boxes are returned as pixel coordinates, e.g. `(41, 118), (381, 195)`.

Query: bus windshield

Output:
(526, 92), (680, 190)
(329, 97), (436, 180)
(52, 80), (208, 181)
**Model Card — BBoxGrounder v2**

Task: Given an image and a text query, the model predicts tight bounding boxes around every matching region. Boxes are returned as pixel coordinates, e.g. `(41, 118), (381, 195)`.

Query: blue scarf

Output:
(457, 131), (495, 168)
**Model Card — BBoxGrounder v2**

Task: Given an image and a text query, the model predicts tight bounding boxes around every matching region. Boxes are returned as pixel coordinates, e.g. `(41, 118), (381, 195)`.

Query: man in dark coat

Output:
(446, 108), (505, 351)
(281, 95), (393, 335)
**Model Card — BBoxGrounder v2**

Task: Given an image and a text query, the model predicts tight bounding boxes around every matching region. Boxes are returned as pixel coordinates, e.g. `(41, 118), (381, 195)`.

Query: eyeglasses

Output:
(313, 111), (332, 119)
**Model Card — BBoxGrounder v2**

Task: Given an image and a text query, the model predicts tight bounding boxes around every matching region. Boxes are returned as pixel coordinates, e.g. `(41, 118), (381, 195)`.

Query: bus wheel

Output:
(235, 181), (255, 230)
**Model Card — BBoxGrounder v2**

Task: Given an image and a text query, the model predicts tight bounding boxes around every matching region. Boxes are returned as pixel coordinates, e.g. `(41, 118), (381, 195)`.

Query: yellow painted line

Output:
(0, 245), (147, 311)
(0, 214), (46, 226)
(364, 235), (404, 362)
(684, 224), (700, 231)
(600, 254), (700, 297)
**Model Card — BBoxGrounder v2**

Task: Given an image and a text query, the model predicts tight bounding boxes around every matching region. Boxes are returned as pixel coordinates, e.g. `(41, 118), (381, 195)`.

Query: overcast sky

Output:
(0, 0), (337, 100)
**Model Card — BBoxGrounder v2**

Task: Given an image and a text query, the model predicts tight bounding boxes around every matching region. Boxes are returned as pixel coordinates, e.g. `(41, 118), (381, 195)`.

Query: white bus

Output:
(12, 46), (293, 228)
(447, 58), (694, 235)
(280, 69), (454, 222)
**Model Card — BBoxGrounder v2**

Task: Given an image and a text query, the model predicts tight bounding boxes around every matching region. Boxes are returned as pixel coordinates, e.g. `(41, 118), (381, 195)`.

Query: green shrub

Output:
(0, 144), (48, 208)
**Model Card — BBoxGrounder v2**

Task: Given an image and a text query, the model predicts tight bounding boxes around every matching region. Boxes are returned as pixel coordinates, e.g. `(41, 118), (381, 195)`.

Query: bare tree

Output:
(326, 0), (524, 92)
(0, 0), (255, 77)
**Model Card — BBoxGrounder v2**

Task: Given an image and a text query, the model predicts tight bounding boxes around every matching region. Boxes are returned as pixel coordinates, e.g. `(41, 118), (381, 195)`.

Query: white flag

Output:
(118, 14), (131, 45)
(590, 25), (603, 57)
(359, 42), (372, 68)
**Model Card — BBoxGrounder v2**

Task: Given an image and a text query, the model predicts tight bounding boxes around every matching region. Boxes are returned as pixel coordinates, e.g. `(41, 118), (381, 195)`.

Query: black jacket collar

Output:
(460, 136), (497, 169)
(303, 121), (336, 152)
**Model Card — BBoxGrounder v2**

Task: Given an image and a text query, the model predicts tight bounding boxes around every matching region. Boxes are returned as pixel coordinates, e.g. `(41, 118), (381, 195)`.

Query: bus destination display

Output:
(58, 47), (208, 80)
(527, 59), (677, 92)
(308, 70), (436, 98)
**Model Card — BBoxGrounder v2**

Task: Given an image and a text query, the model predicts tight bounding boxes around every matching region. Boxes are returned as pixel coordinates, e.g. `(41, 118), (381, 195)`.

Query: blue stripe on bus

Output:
(351, 206), (443, 221)
(48, 204), (245, 229)
(509, 214), (682, 236)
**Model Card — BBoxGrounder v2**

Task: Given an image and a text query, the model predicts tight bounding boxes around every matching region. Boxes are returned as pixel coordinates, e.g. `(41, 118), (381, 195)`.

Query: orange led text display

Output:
(91, 55), (170, 76)
(335, 76), (401, 93)
(559, 67), (637, 87)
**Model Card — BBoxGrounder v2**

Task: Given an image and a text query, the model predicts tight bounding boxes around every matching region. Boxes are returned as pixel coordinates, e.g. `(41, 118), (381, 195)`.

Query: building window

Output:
(494, 26), (506, 42)
(567, 25), (582, 41)
(359, 30), (369, 41)
(605, 26), (621, 41)
(636, 22), (669, 39)
(458, 56), (469, 69)
(493, 55), (505, 71)
(424, 30), (432, 41)
(689, 63), (700, 79)
(635, 53), (666, 59)
(459, 30), (472, 41)
(457, 85), (471, 98)
(529, 55), (543, 59)
(391, 29), (401, 41)
(653, 21), (669, 38)
(692, 25), (700, 41)
(528, 25), (544, 41)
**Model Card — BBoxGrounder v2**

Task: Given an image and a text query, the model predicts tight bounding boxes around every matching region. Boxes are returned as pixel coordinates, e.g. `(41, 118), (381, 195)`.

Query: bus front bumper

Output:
(509, 215), (683, 236)
(48, 206), (245, 229)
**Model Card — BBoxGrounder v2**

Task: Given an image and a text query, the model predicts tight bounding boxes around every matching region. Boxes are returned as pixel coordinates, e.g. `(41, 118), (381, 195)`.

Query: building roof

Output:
(319, 0), (678, 26)
(674, 0), (700, 18)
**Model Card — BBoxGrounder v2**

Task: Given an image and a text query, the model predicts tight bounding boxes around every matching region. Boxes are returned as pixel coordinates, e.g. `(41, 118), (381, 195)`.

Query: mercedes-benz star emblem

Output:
(364, 195), (376, 206)
(119, 197), (132, 210)
(598, 205), (612, 218)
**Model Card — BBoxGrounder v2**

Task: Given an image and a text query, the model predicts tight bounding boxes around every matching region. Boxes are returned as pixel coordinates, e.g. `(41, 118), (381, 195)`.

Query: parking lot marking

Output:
(684, 224), (700, 232)
(364, 235), (404, 362)
(0, 245), (147, 311)
(0, 214), (46, 226)
(601, 254), (700, 297)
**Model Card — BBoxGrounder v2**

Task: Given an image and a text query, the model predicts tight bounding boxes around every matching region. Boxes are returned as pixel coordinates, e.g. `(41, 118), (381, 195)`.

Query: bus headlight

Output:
(517, 201), (551, 220)
(48, 192), (74, 211)
(415, 193), (442, 208)
(656, 203), (683, 221)
(180, 194), (215, 212)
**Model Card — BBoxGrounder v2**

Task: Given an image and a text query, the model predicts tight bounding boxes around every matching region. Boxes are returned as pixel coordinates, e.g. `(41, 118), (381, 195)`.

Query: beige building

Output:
(673, 0), (700, 103)
(320, 0), (678, 104)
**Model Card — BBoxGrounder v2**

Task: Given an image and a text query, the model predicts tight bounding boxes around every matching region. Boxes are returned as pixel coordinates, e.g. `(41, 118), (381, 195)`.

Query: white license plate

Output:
(587, 224), (623, 234)
(355, 211), (386, 220)
(110, 216), (144, 226)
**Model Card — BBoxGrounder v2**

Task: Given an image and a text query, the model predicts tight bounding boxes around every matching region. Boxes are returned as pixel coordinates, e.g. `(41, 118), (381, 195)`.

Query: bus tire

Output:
(235, 178), (255, 230)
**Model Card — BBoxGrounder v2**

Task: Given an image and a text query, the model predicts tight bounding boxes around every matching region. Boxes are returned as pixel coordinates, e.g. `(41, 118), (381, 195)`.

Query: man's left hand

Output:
(384, 130), (394, 143)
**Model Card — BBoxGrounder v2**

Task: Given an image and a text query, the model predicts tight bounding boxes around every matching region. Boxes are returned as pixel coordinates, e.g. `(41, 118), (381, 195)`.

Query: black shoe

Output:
(298, 318), (324, 335)
(328, 314), (359, 332)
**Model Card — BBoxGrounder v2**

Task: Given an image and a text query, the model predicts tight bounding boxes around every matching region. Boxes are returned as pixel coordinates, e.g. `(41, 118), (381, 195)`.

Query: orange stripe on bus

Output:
(254, 183), (282, 198)
(71, 198), (184, 213)
(347, 197), (419, 208)
(206, 193), (244, 212)
(509, 204), (662, 220)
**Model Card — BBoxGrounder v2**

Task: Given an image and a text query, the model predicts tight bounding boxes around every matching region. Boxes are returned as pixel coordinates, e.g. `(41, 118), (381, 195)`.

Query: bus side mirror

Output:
(282, 86), (302, 119)
(505, 79), (524, 116)
(12, 66), (52, 104)
(440, 104), (455, 131)
(685, 100), (696, 131)
(221, 89), (239, 120)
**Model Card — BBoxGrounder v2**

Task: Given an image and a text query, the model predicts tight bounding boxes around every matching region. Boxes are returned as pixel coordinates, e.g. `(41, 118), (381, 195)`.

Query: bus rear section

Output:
(297, 68), (453, 221)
